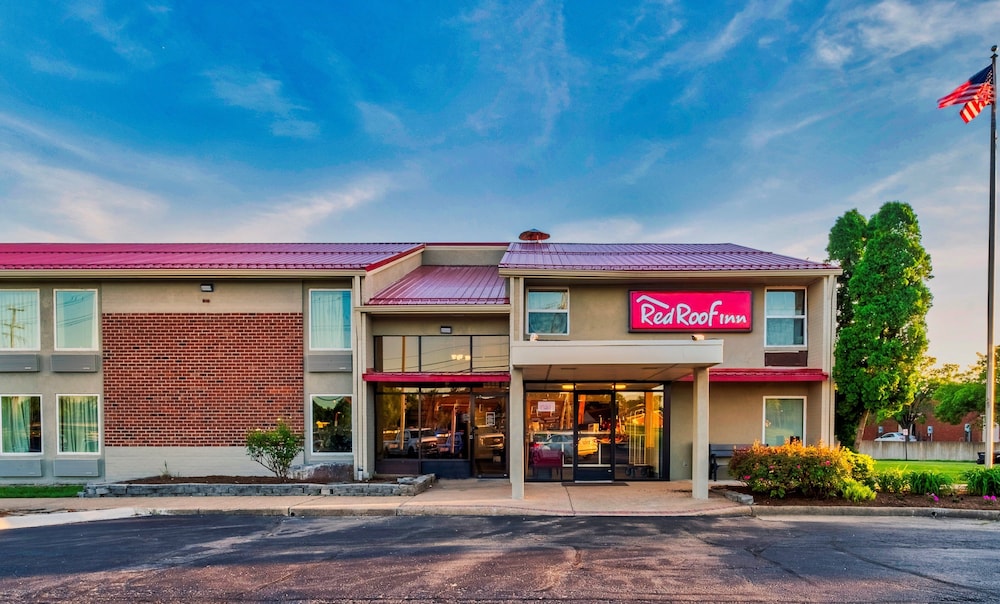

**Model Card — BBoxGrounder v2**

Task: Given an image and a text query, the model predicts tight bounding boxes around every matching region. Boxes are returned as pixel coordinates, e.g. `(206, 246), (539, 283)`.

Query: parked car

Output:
(383, 428), (438, 456)
(531, 431), (599, 457)
(874, 432), (916, 442)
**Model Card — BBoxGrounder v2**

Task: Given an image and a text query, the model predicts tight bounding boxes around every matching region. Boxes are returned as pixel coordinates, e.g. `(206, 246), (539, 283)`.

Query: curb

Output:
(749, 505), (1000, 520)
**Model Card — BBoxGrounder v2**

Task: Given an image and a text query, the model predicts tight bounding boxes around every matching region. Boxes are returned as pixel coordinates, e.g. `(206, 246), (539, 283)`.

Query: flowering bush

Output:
(874, 469), (907, 494)
(728, 441), (858, 499)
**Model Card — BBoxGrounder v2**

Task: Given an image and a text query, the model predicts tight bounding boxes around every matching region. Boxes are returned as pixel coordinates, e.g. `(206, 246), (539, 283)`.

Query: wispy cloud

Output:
(27, 55), (116, 82)
(814, 0), (1000, 69)
(204, 67), (319, 139)
(745, 112), (828, 149)
(460, 0), (578, 147)
(620, 142), (669, 185)
(67, 0), (154, 66)
(1, 152), (168, 241)
(630, 0), (792, 81)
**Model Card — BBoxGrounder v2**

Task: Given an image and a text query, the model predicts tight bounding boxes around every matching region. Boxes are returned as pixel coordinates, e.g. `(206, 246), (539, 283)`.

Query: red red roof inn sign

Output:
(629, 291), (753, 332)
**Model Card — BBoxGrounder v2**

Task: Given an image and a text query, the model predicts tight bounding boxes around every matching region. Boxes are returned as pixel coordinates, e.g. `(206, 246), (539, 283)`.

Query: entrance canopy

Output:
(509, 339), (723, 382)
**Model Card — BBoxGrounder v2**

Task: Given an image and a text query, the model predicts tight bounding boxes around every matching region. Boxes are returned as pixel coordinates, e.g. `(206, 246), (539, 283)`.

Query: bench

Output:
(709, 444), (752, 481)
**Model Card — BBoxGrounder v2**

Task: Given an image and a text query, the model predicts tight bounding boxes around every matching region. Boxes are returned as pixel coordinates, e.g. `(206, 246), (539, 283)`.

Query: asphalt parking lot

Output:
(2, 513), (999, 602)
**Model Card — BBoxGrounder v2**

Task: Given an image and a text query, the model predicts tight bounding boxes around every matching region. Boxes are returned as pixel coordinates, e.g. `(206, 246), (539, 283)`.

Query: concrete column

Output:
(691, 366), (710, 499)
(510, 366), (525, 500)
(352, 277), (370, 480)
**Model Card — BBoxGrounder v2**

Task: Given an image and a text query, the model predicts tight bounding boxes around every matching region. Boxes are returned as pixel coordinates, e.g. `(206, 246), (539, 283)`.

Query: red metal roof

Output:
(367, 265), (508, 305)
(0, 243), (423, 271)
(499, 243), (838, 272)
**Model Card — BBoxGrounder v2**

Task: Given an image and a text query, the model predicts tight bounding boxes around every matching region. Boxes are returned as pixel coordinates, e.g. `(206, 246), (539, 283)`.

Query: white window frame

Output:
(525, 289), (570, 336)
(764, 287), (807, 348)
(761, 396), (806, 446)
(309, 394), (353, 456)
(0, 394), (43, 455)
(0, 289), (41, 351)
(54, 289), (99, 351)
(56, 394), (101, 456)
(308, 289), (352, 351)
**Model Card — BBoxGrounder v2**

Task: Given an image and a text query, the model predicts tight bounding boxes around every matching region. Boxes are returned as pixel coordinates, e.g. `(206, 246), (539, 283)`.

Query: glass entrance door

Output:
(472, 393), (507, 477)
(573, 393), (614, 482)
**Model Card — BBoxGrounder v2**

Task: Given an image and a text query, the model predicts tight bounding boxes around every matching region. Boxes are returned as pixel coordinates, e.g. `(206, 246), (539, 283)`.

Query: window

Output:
(765, 289), (805, 347)
(55, 289), (98, 350)
(309, 289), (351, 350)
(763, 397), (804, 446)
(526, 290), (569, 335)
(1, 395), (41, 454)
(0, 290), (40, 350)
(311, 395), (352, 454)
(58, 395), (100, 454)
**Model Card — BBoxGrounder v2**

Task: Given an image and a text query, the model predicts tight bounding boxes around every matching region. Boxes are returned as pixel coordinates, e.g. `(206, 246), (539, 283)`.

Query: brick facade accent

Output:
(102, 313), (304, 447)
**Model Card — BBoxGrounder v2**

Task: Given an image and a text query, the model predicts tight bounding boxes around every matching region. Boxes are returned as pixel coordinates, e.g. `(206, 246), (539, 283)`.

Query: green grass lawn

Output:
(874, 460), (979, 483)
(0, 485), (84, 498)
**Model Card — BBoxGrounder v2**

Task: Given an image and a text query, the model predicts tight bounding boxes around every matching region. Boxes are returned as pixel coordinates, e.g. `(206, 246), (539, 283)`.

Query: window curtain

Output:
(59, 396), (99, 453)
(764, 398), (804, 446)
(311, 291), (351, 349)
(0, 290), (40, 350)
(1, 396), (38, 453)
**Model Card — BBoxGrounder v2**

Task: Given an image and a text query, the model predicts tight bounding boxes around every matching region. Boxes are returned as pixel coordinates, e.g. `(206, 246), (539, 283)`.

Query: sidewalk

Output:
(0, 479), (751, 529)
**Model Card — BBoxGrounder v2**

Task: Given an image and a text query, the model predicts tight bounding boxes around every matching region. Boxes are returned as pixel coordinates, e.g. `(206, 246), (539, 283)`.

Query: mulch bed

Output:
(719, 485), (1000, 510)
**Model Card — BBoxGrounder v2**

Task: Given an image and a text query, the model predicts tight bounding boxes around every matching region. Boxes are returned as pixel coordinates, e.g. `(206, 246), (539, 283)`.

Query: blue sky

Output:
(1, 1), (998, 368)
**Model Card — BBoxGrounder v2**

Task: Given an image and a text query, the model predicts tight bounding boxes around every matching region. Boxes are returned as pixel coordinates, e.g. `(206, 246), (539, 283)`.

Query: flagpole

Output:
(987, 44), (997, 468)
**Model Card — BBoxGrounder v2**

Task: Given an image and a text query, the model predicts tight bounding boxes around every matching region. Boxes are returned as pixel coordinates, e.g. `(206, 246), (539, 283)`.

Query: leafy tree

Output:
(934, 350), (996, 425)
(826, 209), (869, 446)
(894, 358), (956, 436)
(828, 202), (933, 448)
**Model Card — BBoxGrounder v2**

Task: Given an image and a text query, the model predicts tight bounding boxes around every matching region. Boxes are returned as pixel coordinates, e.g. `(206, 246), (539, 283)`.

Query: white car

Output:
(874, 432), (916, 442)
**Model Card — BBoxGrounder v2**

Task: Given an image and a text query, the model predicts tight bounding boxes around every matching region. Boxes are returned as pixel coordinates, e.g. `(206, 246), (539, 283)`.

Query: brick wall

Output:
(103, 313), (304, 446)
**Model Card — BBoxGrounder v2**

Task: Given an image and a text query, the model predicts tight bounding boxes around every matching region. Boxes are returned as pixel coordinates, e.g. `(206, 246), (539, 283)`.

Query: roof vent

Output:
(518, 228), (550, 242)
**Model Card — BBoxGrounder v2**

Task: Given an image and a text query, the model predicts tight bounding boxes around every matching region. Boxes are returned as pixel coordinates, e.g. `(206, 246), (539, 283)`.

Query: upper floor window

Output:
(309, 289), (352, 350)
(765, 289), (805, 347)
(527, 289), (569, 335)
(0, 290), (40, 350)
(55, 290), (98, 350)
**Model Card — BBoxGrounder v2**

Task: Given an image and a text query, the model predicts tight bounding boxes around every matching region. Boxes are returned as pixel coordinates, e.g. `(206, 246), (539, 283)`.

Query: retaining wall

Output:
(858, 441), (984, 461)
(81, 474), (435, 498)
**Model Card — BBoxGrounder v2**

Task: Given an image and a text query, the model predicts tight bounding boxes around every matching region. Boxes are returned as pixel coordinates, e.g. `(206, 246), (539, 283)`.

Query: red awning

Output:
(678, 368), (828, 382)
(363, 372), (511, 383)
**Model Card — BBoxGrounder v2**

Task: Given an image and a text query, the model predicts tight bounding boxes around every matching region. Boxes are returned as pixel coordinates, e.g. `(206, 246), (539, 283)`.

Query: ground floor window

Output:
(763, 397), (804, 446)
(311, 395), (352, 453)
(374, 384), (508, 478)
(525, 383), (664, 482)
(1, 395), (41, 453)
(58, 395), (99, 454)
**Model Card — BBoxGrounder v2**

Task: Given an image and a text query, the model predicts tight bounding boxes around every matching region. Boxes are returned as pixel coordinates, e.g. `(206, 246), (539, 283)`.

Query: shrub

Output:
(841, 449), (877, 489)
(246, 419), (304, 478)
(729, 441), (852, 499)
(841, 478), (877, 502)
(906, 470), (953, 496)
(874, 469), (907, 494)
(963, 467), (1000, 496)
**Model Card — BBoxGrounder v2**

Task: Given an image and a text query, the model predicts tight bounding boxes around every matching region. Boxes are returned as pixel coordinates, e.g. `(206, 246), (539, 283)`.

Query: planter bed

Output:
(81, 474), (435, 498)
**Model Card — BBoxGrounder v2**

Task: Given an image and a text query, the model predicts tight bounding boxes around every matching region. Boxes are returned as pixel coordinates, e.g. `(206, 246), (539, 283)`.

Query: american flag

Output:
(959, 80), (994, 123)
(938, 65), (993, 107)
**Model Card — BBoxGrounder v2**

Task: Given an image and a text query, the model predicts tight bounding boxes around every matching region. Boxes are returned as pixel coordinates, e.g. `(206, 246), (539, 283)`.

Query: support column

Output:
(510, 367), (525, 500)
(691, 366), (710, 499)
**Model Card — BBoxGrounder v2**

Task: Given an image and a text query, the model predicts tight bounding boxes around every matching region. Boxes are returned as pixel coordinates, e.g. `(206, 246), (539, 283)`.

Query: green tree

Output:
(933, 350), (996, 425)
(826, 209), (869, 446)
(829, 202), (933, 448)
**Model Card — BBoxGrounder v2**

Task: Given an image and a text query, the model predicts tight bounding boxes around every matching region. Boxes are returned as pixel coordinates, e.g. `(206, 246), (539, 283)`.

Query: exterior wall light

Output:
(440, 326), (452, 334)
(200, 283), (215, 293)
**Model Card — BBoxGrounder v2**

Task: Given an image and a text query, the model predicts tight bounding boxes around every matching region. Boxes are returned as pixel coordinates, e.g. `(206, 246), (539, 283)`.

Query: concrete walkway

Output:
(0, 479), (749, 529)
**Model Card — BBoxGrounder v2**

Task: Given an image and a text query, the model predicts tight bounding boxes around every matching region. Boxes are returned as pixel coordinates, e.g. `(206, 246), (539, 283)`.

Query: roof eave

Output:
(498, 268), (842, 279)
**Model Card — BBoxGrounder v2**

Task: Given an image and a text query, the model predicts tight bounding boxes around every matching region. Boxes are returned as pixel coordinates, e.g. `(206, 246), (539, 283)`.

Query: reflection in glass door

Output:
(472, 393), (507, 477)
(574, 393), (614, 482)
